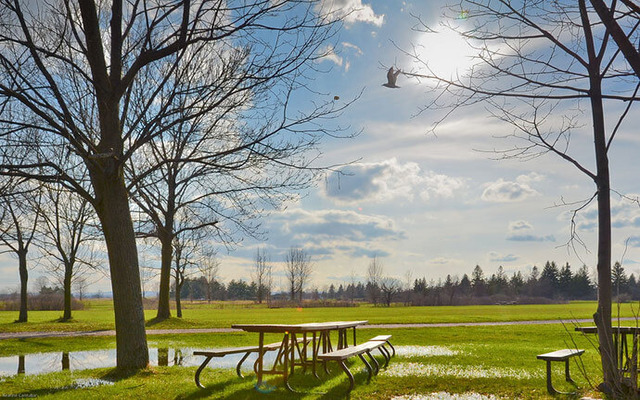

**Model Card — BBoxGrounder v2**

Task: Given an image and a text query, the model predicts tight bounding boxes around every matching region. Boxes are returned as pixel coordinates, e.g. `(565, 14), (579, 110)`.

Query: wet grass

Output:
(0, 325), (605, 399)
(1, 299), (635, 333)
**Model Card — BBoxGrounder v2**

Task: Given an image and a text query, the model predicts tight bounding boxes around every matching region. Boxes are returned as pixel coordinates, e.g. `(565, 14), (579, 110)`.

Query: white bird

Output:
(383, 67), (402, 88)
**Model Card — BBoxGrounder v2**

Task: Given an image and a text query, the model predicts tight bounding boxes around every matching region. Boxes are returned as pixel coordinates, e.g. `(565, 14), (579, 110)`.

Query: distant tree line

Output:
(406, 261), (640, 306)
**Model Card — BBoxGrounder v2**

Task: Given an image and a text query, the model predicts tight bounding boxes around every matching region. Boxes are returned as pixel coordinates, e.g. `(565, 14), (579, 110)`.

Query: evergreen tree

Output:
(558, 263), (573, 297)
(459, 274), (472, 296)
(612, 261), (629, 296)
(540, 261), (560, 298)
(509, 271), (525, 295)
(571, 265), (595, 300)
(471, 265), (486, 297)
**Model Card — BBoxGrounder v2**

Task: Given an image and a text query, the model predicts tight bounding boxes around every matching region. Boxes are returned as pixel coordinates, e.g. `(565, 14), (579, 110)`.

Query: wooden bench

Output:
(369, 334), (395, 358)
(318, 339), (391, 394)
(537, 349), (584, 395)
(194, 342), (282, 388)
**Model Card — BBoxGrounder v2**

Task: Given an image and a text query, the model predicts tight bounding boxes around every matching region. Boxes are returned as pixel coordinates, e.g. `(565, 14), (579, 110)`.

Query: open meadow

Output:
(1, 300), (634, 399)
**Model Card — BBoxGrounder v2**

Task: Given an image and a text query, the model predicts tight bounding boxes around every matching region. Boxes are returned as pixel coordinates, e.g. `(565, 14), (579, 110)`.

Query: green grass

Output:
(0, 325), (604, 399)
(2, 299), (638, 333)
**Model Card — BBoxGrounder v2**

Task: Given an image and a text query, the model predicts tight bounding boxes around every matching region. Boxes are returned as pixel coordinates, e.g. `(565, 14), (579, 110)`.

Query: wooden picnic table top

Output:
(231, 320), (368, 333)
(575, 326), (640, 334)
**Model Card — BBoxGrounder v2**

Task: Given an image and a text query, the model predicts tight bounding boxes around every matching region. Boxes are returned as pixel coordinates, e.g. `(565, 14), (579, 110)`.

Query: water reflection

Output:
(0, 347), (278, 377)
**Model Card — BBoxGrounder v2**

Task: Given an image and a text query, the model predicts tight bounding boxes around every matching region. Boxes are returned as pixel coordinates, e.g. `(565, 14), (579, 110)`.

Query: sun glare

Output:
(412, 28), (478, 78)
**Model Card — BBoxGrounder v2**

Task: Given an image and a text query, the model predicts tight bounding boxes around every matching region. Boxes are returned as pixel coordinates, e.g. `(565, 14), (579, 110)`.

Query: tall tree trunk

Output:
(156, 229), (173, 320)
(590, 76), (618, 392)
(92, 168), (149, 370)
(62, 264), (72, 321)
(176, 278), (183, 318)
(17, 250), (28, 323)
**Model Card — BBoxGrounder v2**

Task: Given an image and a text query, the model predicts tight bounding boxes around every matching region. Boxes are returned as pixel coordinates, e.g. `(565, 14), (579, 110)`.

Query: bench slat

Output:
(537, 349), (584, 361)
(194, 341), (282, 357)
(369, 335), (392, 342)
(318, 341), (386, 361)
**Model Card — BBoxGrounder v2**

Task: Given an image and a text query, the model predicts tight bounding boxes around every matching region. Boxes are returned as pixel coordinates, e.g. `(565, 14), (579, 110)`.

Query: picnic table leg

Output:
(352, 326), (356, 346)
(385, 340), (396, 357)
(378, 346), (390, 368)
(358, 353), (373, 382)
(195, 356), (212, 389)
(256, 333), (265, 388)
(322, 331), (331, 374)
(283, 333), (294, 392)
(366, 350), (380, 375)
(312, 332), (319, 378)
(338, 360), (356, 394)
(236, 351), (252, 378)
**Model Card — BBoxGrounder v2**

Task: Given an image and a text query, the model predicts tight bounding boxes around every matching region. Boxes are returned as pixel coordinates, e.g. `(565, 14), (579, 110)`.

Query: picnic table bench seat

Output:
(536, 348), (584, 395)
(194, 342), (284, 388)
(194, 337), (313, 388)
(318, 336), (393, 394)
(369, 334), (395, 357)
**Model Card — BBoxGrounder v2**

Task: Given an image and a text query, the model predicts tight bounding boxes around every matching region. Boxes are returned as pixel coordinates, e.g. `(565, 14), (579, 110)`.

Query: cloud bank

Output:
(323, 158), (466, 204)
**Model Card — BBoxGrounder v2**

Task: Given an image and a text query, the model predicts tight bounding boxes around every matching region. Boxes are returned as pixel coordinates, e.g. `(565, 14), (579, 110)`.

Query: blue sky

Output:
(2, 0), (640, 295)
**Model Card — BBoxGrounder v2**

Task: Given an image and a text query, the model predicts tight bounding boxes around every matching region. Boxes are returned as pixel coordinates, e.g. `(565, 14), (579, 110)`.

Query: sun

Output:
(412, 28), (479, 79)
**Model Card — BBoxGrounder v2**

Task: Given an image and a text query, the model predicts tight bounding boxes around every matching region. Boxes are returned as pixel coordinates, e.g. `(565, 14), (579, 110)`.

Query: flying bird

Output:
(383, 67), (402, 88)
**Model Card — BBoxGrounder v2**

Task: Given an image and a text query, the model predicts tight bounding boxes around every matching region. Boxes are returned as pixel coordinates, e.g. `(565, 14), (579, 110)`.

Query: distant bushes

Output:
(0, 291), (84, 311)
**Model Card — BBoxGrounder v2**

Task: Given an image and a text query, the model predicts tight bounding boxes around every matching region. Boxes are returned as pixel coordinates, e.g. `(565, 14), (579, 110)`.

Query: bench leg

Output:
(386, 340), (396, 357)
(545, 360), (557, 395)
(544, 360), (578, 395)
(565, 359), (575, 384)
(195, 356), (213, 389)
(338, 360), (355, 394)
(358, 354), (373, 382)
(366, 351), (380, 375)
(236, 351), (252, 378)
(378, 346), (390, 368)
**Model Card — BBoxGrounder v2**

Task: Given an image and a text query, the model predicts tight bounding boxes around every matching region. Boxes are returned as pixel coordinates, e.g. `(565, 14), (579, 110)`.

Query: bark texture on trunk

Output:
(62, 265), (72, 321)
(156, 230), (173, 320)
(589, 73), (618, 393)
(18, 250), (28, 323)
(92, 166), (149, 369)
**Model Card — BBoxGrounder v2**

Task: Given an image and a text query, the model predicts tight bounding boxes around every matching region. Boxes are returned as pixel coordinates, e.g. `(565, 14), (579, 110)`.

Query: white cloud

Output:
(259, 208), (405, 259)
(505, 220), (555, 242)
(319, 45), (343, 67)
(481, 173), (542, 203)
(317, 0), (384, 26)
(488, 252), (519, 262)
(341, 41), (363, 56)
(323, 158), (466, 204)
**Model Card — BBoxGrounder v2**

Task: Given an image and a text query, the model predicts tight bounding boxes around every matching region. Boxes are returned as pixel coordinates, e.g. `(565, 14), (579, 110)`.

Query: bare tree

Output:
(197, 249), (220, 304)
(172, 233), (199, 318)
(252, 247), (272, 304)
(35, 184), (101, 320)
(380, 277), (402, 307)
(366, 256), (384, 306)
(0, 186), (41, 322)
(589, 0), (640, 78)
(0, 0), (348, 369)
(73, 276), (89, 302)
(406, 0), (640, 394)
(124, 5), (354, 322)
(284, 247), (312, 303)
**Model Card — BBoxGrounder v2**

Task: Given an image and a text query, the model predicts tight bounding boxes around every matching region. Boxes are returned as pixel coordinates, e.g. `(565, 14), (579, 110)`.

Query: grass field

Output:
(0, 300), (629, 399)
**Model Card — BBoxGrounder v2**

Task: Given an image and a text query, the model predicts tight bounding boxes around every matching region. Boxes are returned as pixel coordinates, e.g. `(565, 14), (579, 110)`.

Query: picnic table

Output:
(575, 326), (640, 376)
(231, 320), (368, 391)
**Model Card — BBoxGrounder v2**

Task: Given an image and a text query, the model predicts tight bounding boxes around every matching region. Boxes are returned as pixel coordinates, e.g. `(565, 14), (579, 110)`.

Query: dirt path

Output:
(2, 317), (627, 340)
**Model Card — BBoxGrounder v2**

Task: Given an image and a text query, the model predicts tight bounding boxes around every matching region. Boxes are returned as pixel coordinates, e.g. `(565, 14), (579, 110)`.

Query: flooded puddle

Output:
(392, 392), (503, 400)
(0, 347), (279, 377)
(382, 361), (538, 380)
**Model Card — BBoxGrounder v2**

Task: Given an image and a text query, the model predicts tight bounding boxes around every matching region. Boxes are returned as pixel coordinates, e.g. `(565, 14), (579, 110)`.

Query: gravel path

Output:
(1, 317), (628, 340)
